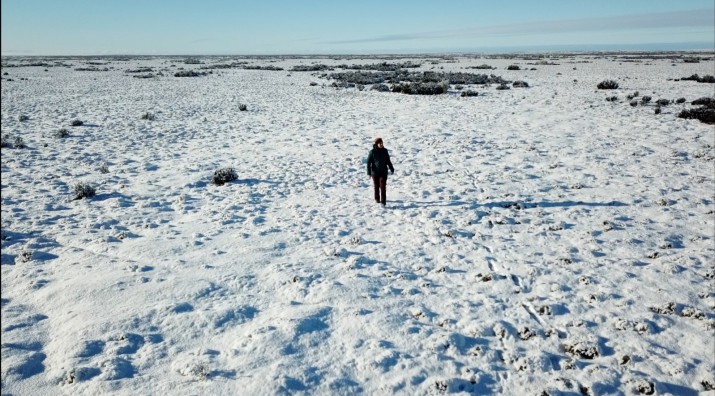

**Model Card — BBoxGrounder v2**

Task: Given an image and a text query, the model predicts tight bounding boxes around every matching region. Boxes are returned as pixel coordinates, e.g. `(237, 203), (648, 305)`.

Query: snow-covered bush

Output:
(692, 97), (714, 106)
(13, 137), (26, 149)
(174, 70), (205, 77)
(681, 74), (715, 83)
(141, 112), (156, 120)
(597, 80), (619, 89)
(73, 182), (96, 200)
(212, 167), (238, 186)
(55, 128), (70, 138)
(71, 119), (84, 126)
(678, 104), (715, 124)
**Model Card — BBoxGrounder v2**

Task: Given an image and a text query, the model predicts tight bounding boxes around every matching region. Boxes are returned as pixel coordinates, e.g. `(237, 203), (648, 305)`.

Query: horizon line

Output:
(3, 48), (714, 58)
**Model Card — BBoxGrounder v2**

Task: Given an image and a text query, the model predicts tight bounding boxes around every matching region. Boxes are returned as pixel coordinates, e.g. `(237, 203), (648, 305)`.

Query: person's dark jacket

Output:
(367, 144), (394, 176)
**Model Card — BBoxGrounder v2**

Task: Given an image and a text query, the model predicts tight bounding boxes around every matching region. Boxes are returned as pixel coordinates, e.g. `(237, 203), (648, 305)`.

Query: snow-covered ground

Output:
(1, 53), (714, 395)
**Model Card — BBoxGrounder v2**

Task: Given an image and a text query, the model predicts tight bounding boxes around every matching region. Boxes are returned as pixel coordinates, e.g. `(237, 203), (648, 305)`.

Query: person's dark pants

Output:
(372, 174), (387, 204)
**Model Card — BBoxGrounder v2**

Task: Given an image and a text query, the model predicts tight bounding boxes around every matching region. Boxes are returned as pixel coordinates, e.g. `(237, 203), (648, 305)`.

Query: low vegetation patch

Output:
(325, 69), (510, 95)
(125, 67), (153, 73)
(71, 119), (84, 126)
(243, 65), (284, 71)
(338, 62), (421, 71)
(290, 64), (333, 72)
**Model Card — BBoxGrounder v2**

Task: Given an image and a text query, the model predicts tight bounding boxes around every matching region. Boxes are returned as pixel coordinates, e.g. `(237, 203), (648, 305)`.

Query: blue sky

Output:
(2, 0), (713, 55)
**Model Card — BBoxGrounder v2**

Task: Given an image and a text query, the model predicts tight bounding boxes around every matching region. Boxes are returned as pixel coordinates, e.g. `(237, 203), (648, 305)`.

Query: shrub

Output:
(13, 137), (26, 149)
(640, 96), (652, 105)
(461, 90), (479, 97)
(309, 82), (318, 86)
(597, 80), (619, 89)
(655, 99), (670, 106)
(238, 104), (247, 111)
(467, 64), (495, 70)
(174, 70), (205, 77)
(496, 83), (510, 90)
(141, 112), (156, 120)
(71, 119), (84, 126)
(681, 74), (715, 83)
(1, 135), (9, 147)
(371, 83), (390, 92)
(630, 100), (638, 107)
(18, 115), (29, 122)
(72, 182), (96, 200)
(290, 64), (332, 72)
(507, 65), (520, 70)
(212, 167), (238, 186)
(676, 97), (686, 104)
(692, 97), (714, 106)
(606, 96), (618, 102)
(55, 128), (70, 138)
(655, 107), (661, 114)
(677, 97), (715, 123)
(678, 107), (715, 124)
(412, 80), (450, 95)
(390, 80), (449, 95)
(98, 164), (109, 174)
(512, 81), (529, 88)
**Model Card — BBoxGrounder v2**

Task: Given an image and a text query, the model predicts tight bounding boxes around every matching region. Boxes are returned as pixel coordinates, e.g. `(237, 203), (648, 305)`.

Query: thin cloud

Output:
(328, 9), (715, 44)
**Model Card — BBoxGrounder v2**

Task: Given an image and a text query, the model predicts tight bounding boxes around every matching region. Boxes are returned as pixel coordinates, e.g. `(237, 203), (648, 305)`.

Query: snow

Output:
(1, 54), (714, 395)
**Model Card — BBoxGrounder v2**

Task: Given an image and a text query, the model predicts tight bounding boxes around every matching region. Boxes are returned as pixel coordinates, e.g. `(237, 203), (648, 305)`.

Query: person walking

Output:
(366, 137), (394, 206)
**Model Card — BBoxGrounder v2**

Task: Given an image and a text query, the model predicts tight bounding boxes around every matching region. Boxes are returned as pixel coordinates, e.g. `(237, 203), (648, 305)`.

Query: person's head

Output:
(374, 137), (384, 147)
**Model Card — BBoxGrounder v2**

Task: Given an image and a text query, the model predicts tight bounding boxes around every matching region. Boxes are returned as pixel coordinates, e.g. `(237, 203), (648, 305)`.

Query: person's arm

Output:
(366, 150), (374, 176)
(387, 150), (394, 174)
